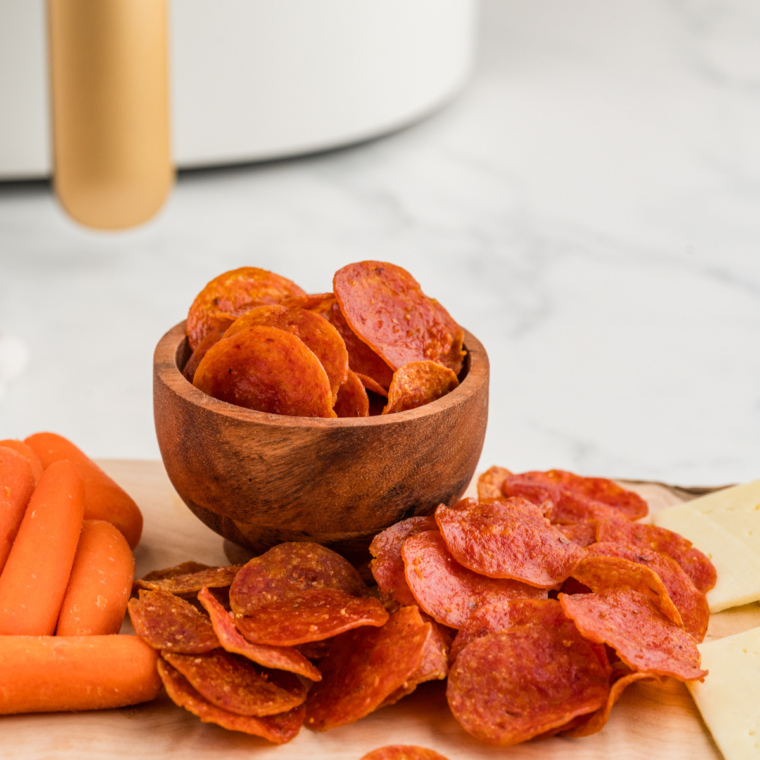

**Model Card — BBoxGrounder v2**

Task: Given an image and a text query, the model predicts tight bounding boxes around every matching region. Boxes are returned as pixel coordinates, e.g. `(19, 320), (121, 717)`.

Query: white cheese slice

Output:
(654, 502), (760, 613)
(688, 625), (760, 760)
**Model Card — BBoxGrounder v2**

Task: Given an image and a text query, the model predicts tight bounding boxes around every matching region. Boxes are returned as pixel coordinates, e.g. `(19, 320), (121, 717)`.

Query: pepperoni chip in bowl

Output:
(224, 305), (349, 404)
(382, 361), (459, 415)
(193, 325), (335, 418)
(333, 261), (465, 375)
(186, 267), (305, 351)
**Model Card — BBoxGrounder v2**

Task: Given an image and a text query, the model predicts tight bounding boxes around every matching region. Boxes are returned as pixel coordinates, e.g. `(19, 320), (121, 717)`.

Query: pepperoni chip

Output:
(402, 531), (547, 629)
(447, 624), (610, 746)
(361, 747), (451, 760)
(477, 466), (513, 500)
(585, 543), (709, 641)
(558, 521), (598, 547)
(230, 542), (368, 615)
(186, 267), (305, 351)
(559, 590), (707, 682)
(382, 619), (450, 706)
(382, 361), (459, 415)
(334, 261), (465, 375)
(234, 589), (389, 646)
(162, 650), (307, 717)
(334, 370), (370, 418)
(136, 564), (241, 597)
(503, 470), (648, 524)
(224, 305), (349, 403)
(561, 670), (659, 738)
(596, 516), (717, 593)
(183, 316), (235, 383)
(570, 556), (683, 628)
(369, 516), (438, 606)
(198, 587), (322, 681)
(128, 589), (219, 654)
(295, 640), (332, 661)
(449, 599), (568, 665)
(193, 326), (335, 418)
(279, 292), (335, 315)
(305, 606), (430, 731)
(158, 660), (305, 743)
(435, 498), (585, 588)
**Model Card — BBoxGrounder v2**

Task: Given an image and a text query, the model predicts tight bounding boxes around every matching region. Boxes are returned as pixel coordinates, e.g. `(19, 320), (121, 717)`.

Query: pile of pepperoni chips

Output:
(183, 261), (464, 418)
(128, 468), (715, 747)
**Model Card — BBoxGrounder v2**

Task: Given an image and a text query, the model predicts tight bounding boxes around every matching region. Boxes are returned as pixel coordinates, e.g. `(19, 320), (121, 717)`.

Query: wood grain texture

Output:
(2, 459), (756, 759)
(153, 321), (489, 563)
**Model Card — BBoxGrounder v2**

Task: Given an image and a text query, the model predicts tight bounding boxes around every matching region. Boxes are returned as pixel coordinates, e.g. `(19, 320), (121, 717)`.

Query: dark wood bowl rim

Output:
(154, 321), (489, 429)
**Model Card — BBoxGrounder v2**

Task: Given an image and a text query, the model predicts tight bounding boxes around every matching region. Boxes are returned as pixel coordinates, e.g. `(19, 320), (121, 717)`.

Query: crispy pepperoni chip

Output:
(402, 530), (547, 629)
(503, 470), (648, 524)
(570, 555), (683, 628)
(596, 516), (717, 593)
(382, 619), (450, 706)
(449, 599), (568, 665)
(560, 590), (707, 682)
(382, 361), (459, 415)
(477, 466), (513, 501)
(585, 543), (709, 642)
(370, 516), (438, 606)
(193, 325), (335, 417)
(334, 369), (370, 418)
(305, 607), (429, 731)
(235, 589), (389, 646)
(435, 498), (585, 588)
(158, 660), (304, 743)
(162, 650), (307, 717)
(447, 624), (610, 746)
(360, 747), (451, 760)
(128, 589), (219, 654)
(230, 542), (369, 615)
(333, 261), (465, 374)
(186, 267), (305, 351)
(224, 305), (349, 403)
(198, 587), (321, 681)
(136, 565), (242, 597)
(561, 670), (659, 738)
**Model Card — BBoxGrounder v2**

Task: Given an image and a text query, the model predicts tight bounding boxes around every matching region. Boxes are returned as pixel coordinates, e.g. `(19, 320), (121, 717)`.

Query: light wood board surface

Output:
(1, 460), (758, 760)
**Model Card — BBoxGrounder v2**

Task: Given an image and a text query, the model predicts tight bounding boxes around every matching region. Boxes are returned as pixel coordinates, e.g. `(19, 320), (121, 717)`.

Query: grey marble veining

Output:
(0, 0), (758, 486)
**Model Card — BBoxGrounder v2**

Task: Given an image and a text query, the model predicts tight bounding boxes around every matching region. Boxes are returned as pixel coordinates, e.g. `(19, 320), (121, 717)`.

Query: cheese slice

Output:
(653, 479), (760, 613)
(688, 625), (760, 760)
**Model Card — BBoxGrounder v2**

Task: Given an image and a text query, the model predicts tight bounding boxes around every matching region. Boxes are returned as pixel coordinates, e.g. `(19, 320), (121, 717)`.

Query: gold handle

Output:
(48, 0), (173, 230)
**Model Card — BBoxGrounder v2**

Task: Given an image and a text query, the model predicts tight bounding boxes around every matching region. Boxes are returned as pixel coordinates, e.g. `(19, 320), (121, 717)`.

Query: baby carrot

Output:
(57, 520), (135, 636)
(0, 635), (161, 714)
(25, 432), (143, 549)
(0, 447), (36, 574)
(0, 460), (85, 635)
(0, 440), (44, 484)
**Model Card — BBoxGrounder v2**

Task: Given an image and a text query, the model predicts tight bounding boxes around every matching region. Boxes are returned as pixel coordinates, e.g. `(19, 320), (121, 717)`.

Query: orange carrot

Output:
(56, 520), (135, 636)
(0, 447), (36, 574)
(0, 635), (161, 714)
(0, 440), (44, 484)
(0, 460), (85, 635)
(25, 432), (143, 549)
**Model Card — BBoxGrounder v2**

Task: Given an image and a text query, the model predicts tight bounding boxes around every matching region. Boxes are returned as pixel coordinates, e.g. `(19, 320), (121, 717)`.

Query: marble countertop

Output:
(1, 0), (758, 486)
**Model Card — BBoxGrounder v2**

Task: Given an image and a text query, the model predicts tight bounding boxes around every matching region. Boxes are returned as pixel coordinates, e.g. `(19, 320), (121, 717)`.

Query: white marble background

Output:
(0, 0), (758, 486)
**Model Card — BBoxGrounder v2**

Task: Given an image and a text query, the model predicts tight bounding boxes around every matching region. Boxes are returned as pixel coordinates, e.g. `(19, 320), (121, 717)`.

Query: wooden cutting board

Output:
(2, 460), (758, 760)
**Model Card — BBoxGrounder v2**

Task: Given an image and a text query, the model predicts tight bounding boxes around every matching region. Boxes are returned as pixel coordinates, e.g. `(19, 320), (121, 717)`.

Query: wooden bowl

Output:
(153, 321), (489, 563)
